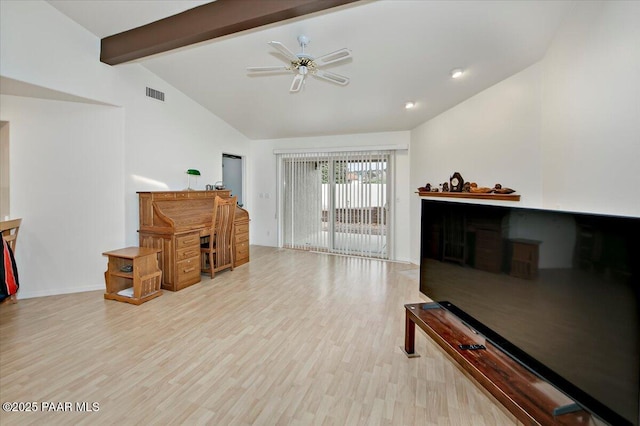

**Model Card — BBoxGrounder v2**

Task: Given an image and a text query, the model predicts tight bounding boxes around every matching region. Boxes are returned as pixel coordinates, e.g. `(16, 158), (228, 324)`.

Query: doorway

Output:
(222, 153), (243, 207)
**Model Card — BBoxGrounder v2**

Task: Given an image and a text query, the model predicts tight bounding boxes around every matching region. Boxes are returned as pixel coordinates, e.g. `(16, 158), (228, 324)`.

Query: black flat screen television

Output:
(420, 199), (640, 426)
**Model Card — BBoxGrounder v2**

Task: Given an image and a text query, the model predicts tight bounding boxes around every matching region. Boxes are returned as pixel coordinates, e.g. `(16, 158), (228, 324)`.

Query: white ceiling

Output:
(47, 0), (574, 140)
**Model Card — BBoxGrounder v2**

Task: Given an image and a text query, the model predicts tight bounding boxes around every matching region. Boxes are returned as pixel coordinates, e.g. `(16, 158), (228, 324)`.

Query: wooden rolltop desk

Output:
(137, 190), (249, 291)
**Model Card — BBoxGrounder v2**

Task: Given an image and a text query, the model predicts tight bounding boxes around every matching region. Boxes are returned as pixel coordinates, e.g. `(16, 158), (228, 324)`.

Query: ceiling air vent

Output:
(145, 87), (165, 102)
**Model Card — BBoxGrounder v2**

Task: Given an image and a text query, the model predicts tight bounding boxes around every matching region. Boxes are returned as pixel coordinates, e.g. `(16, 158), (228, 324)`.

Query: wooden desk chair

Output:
(1, 218), (22, 304)
(201, 196), (236, 279)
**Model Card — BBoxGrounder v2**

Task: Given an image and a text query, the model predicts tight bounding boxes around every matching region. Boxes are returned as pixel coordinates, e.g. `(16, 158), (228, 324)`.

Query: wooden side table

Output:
(509, 239), (541, 279)
(103, 247), (162, 305)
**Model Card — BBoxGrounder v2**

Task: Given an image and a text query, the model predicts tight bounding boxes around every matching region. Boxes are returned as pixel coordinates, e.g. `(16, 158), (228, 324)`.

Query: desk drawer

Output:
(152, 192), (176, 199)
(176, 232), (200, 249)
(187, 191), (206, 198)
(236, 241), (249, 258)
(176, 246), (200, 261)
(235, 241), (249, 267)
(236, 231), (249, 243)
(177, 257), (200, 283)
(235, 223), (249, 235)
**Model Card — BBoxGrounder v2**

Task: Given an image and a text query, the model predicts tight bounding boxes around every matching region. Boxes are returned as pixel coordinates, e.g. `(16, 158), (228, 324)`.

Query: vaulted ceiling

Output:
(48, 0), (574, 140)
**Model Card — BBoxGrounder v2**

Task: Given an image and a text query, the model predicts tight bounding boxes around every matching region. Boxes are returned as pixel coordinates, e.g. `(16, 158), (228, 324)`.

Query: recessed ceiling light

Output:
(451, 68), (464, 79)
(405, 101), (415, 109)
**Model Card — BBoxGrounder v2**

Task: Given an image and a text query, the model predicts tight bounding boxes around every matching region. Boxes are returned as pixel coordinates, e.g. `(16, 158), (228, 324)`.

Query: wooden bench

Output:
(403, 303), (593, 425)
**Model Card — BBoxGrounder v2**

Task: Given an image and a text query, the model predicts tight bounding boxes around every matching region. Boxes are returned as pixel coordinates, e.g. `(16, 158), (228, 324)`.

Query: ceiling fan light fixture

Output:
(451, 68), (464, 79)
(405, 101), (415, 109)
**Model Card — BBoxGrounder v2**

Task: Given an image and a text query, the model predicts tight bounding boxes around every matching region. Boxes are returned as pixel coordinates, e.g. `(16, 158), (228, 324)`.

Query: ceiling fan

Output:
(247, 35), (352, 93)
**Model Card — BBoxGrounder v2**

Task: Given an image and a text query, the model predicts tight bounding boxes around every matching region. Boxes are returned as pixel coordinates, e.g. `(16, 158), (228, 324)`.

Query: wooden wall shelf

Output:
(417, 191), (520, 201)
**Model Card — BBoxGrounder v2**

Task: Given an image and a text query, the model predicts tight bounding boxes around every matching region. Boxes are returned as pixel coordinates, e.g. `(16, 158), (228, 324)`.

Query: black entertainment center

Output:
(417, 199), (640, 426)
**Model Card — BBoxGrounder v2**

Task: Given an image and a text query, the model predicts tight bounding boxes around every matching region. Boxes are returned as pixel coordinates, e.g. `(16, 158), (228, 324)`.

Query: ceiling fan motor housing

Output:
(295, 56), (316, 72)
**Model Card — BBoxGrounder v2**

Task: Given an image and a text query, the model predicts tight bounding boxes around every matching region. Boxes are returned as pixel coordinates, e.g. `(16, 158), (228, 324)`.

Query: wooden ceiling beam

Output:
(100, 0), (360, 65)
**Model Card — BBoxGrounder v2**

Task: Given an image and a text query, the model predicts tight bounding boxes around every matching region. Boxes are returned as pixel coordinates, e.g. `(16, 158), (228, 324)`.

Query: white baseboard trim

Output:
(16, 284), (104, 300)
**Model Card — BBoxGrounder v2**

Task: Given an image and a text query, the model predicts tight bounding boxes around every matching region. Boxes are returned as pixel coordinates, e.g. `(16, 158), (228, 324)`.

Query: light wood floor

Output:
(0, 246), (518, 425)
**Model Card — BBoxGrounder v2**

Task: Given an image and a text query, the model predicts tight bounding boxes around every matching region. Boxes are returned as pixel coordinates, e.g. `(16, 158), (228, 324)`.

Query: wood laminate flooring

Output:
(0, 246), (517, 425)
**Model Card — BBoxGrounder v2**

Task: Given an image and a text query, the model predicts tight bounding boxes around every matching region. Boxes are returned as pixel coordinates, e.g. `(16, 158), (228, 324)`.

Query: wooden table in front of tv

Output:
(403, 303), (592, 425)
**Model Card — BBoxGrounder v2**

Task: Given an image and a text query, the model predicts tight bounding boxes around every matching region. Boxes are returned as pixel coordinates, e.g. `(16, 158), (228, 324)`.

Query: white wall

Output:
(540, 0), (640, 215)
(249, 132), (411, 262)
(409, 0), (640, 264)
(0, 1), (250, 298)
(0, 96), (125, 297)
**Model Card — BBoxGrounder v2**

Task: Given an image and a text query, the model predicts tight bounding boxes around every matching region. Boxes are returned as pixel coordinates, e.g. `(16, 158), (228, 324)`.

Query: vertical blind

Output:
(277, 150), (392, 259)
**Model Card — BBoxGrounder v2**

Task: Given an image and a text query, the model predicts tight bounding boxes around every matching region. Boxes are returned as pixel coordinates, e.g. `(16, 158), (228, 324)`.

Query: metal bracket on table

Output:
(553, 402), (582, 416)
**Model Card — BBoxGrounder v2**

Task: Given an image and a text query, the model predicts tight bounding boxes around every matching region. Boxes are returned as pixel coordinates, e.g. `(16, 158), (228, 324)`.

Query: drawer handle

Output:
(183, 267), (196, 273)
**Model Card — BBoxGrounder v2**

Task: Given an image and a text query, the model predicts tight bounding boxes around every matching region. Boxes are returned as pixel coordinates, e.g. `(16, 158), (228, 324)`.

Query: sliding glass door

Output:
(278, 150), (391, 259)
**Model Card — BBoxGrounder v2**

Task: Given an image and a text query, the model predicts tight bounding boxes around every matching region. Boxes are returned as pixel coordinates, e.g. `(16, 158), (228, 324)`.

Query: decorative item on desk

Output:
(185, 169), (201, 190)
(442, 182), (449, 192)
(214, 181), (225, 190)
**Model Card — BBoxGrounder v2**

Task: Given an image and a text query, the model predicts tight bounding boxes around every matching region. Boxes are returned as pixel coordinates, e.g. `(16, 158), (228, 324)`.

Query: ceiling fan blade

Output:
(247, 65), (290, 73)
(290, 74), (305, 92)
(314, 48), (352, 66)
(268, 41), (299, 63)
(313, 70), (349, 86)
